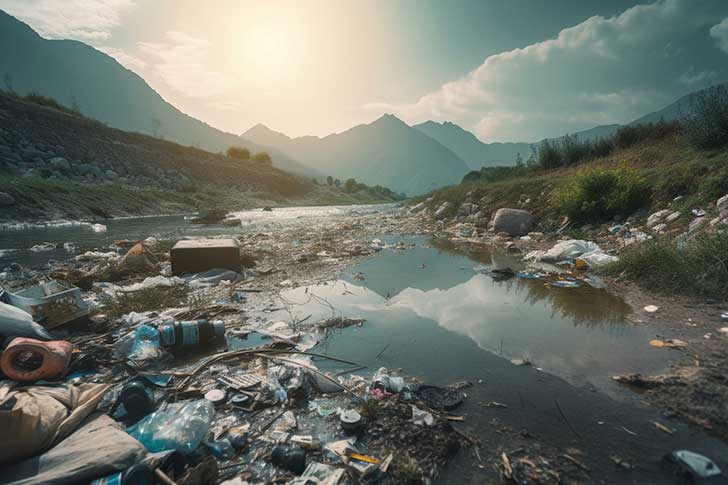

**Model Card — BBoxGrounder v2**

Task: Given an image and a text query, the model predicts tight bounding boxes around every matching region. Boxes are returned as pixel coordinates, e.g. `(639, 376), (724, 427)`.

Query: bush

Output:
(226, 146), (250, 160)
(683, 85), (728, 150)
(603, 232), (728, 299)
(251, 152), (272, 164)
(552, 166), (650, 222)
(614, 121), (680, 149)
(23, 92), (83, 117)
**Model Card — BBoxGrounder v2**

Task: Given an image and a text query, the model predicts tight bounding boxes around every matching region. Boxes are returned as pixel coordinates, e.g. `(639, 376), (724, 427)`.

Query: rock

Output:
(457, 202), (474, 216)
(434, 202), (451, 219)
(717, 194), (728, 218)
(409, 201), (427, 214)
(76, 163), (103, 179)
(104, 170), (118, 180)
(49, 157), (71, 171)
(489, 208), (534, 236)
(652, 223), (667, 233)
(689, 217), (707, 233)
(0, 192), (15, 206)
(665, 211), (681, 223)
(647, 209), (670, 228)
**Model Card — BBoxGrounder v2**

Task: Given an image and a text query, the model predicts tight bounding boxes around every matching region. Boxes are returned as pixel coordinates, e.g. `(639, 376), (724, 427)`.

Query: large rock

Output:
(434, 202), (451, 219)
(0, 192), (15, 206)
(717, 194), (728, 218)
(489, 208), (534, 236)
(49, 157), (71, 171)
(647, 209), (670, 228)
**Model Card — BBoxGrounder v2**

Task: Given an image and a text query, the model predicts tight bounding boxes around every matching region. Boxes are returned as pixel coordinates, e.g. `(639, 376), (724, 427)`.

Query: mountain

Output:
(243, 115), (471, 195)
(629, 82), (727, 126)
(0, 10), (319, 177)
(413, 121), (532, 170)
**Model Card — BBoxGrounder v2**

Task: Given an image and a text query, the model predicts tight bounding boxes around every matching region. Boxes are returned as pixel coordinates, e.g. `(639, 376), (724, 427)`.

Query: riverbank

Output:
(3, 206), (727, 483)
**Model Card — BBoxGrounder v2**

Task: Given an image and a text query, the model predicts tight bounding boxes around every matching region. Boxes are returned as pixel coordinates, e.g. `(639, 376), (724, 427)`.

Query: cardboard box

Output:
(171, 238), (241, 275)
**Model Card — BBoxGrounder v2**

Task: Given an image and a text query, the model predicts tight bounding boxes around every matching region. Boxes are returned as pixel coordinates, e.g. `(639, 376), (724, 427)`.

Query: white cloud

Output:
(367, 0), (728, 142)
(0, 0), (135, 42)
(711, 17), (728, 53)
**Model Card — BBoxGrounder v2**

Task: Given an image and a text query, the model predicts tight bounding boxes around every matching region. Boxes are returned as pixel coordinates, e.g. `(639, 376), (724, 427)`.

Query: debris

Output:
(90, 463), (154, 485)
(340, 409), (363, 433)
(411, 405), (434, 426)
(271, 444), (307, 475)
(290, 462), (345, 485)
(413, 385), (466, 411)
(204, 389), (227, 406)
(127, 399), (215, 453)
(511, 358), (531, 366)
(0, 280), (91, 329)
(0, 337), (72, 382)
(158, 319), (226, 350)
(652, 420), (674, 434)
(649, 339), (688, 349)
(170, 238), (242, 276)
(0, 300), (52, 341)
(112, 378), (156, 422)
(501, 452), (513, 480)
(0, 381), (109, 465)
(665, 450), (722, 479)
(643, 305), (659, 313)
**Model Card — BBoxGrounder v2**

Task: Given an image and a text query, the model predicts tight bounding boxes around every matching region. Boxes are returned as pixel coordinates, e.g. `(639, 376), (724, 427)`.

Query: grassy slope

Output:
(422, 133), (728, 226)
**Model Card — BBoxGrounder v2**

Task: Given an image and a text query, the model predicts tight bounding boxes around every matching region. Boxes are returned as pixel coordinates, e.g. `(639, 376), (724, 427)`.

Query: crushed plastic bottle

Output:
(126, 400), (215, 454)
(115, 325), (164, 362)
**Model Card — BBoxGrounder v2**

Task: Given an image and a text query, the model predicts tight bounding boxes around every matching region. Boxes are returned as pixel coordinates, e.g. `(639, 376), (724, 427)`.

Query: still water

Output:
(270, 235), (667, 398)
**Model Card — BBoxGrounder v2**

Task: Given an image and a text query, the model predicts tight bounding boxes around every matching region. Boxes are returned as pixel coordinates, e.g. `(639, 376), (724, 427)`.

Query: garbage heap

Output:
(0, 237), (465, 484)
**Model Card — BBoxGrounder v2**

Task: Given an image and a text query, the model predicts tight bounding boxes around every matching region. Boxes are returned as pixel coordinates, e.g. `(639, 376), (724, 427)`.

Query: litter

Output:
(413, 385), (466, 411)
(550, 280), (579, 288)
(271, 444), (307, 475)
(127, 399), (215, 454)
(158, 319), (226, 350)
(652, 420), (674, 434)
(204, 389), (227, 406)
(0, 337), (72, 382)
(289, 462), (345, 485)
(111, 378), (156, 422)
(649, 339), (688, 349)
(644, 305), (659, 313)
(170, 238), (242, 276)
(0, 300), (52, 341)
(665, 450), (722, 479)
(340, 409), (363, 433)
(0, 280), (91, 329)
(412, 405), (434, 426)
(90, 463), (154, 485)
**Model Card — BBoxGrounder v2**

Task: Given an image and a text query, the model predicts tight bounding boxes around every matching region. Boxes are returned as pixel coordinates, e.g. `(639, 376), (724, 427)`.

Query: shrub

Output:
(603, 232), (728, 299)
(226, 146), (250, 160)
(23, 92), (83, 117)
(614, 121), (681, 149)
(552, 166), (650, 222)
(251, 152), (272, 164)
(683, 85), (728, 150)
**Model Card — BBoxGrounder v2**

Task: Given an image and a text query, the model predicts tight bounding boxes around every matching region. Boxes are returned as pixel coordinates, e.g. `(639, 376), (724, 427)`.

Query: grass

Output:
(602, 232), (728, 300)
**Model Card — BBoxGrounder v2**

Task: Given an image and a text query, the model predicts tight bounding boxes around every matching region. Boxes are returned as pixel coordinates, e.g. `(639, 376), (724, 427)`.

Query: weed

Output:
(101, 286), (190, 318)
(359, 397), (382, 420)
(603, 232), (728, 299)
(393, 455), (424, 484)
(552, 166), (650, 223)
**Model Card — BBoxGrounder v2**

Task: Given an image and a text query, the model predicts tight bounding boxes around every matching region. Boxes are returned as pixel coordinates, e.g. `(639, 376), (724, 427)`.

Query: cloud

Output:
(368, 0), (728, 142)
(0, 0), (135, 42)
(711, 17), (728, 53)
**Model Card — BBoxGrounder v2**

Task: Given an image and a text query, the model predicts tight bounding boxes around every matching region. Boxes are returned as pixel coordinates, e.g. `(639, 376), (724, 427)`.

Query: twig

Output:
(253, 353), (356, 396)
(555, 399), (581, 439)
(154, 469), (178, 485)
(561, 454), (590, 472)
(376, 344), (390, 359)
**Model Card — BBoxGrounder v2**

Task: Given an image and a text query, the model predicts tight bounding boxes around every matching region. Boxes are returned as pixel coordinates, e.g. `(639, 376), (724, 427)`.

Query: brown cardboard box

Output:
(171, 238), (241, 275)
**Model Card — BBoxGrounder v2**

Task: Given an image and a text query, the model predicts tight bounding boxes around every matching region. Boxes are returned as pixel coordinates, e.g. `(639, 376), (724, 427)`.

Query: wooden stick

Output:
(154, 469), (178, 485)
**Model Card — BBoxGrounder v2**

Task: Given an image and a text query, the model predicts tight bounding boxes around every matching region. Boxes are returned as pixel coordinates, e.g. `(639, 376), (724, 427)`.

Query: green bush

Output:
(613, 121), (680, 149)
(552, 166), (650, 222)
(603, 232), (728, 299)
(226, 146), (250, 160)
(251, 152), (272, 165)
(683, 85), (728, 150)
(23, 92), (83, 117)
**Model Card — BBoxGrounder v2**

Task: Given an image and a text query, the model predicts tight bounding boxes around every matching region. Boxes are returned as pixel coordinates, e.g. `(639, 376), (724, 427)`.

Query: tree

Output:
(326, 176), (334, 186)
(251, 152), (272, 164)
(334, 178), (341, 188)
(226, 146), (250, 160)
(343, 178), (358, 193)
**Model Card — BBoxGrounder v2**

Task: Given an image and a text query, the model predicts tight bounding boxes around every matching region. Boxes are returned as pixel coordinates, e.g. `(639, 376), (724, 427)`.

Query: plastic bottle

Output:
(157, 320), (225, 349)
(111, 378), (155, 421)
(126, 400), (215, 454)
(90, 464), (154, 485)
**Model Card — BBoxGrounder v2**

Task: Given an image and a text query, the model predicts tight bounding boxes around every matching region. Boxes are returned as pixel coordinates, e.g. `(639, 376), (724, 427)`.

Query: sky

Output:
(2, 0), (728, 142)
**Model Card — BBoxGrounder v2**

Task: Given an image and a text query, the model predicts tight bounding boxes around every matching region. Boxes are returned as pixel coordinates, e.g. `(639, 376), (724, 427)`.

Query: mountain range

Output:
(0, 9), (723, 196)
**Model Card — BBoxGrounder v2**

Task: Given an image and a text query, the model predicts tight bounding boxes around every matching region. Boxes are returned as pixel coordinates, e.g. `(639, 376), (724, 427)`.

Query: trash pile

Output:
(0, 229), (466, 484)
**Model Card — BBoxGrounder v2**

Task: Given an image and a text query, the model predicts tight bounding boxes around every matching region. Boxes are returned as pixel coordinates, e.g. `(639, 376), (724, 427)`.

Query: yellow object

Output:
(575, 258), (588, 270)
(348, 452), (380, 464)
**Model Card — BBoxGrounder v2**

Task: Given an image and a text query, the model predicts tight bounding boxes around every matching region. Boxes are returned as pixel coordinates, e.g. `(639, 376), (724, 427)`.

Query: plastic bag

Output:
(0, 300), (52, 342)
(115, 325), (164, 362)
(126, 400), (215, 453)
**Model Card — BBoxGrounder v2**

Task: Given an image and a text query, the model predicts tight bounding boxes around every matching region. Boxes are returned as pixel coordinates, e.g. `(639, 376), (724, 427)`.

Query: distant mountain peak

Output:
(372, 113), (408, 127)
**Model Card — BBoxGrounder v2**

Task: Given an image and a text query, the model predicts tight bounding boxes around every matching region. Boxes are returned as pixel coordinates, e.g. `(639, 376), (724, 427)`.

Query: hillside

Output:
(413, 121), (532, 170)
(243, 114), (471, 195)
(0, 92), (398, 221)
(0, 10), (319, 178)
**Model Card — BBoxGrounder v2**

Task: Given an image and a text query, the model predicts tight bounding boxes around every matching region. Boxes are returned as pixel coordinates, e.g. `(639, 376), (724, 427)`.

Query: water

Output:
(0, 204), (395, 269)
(271, 235), (667, 398)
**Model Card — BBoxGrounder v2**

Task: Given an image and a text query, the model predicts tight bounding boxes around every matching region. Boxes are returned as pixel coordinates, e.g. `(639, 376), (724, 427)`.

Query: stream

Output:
(2, 204), (726, 483)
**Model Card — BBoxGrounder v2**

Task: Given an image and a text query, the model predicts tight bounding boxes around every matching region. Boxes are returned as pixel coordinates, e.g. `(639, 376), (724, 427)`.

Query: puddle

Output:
(269, 236), (668, 398)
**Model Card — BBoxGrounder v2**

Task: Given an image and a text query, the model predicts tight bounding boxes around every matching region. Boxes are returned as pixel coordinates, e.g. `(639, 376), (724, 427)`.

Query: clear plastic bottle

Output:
(126, 400), (215, 453)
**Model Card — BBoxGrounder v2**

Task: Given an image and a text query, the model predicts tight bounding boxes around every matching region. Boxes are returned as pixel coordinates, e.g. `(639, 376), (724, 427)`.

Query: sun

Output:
(236, 24), (292, 74)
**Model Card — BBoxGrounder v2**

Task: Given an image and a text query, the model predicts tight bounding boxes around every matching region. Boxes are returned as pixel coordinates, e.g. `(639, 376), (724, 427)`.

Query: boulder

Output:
(665, 211), (681, 223)
(689, 217), (707, 233)
(49, 157), (71, 171)
(717, 194), (728, 218)
(489, 208), (534, 236)
(434, 202), (451, 219)
(647, 209), (670, 228)
(0, 192), (15, 206)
